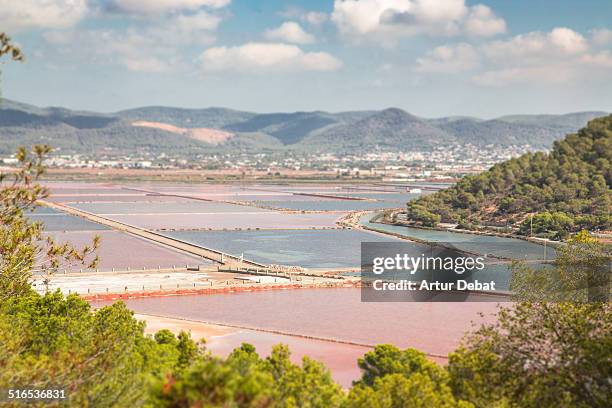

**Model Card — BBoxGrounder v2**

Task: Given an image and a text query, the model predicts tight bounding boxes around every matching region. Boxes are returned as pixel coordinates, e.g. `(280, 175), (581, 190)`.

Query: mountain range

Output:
(0, 98), (607, 156)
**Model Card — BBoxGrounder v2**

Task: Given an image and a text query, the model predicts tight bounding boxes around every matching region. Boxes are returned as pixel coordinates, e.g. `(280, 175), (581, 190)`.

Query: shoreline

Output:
(377, 209), (566, 249)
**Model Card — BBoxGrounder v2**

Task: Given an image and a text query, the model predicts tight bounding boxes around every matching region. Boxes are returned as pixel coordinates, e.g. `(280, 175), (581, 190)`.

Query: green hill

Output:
(301, 108), (456, 152)
(1, 99), (607, 156)
(407, 115), (612, 238)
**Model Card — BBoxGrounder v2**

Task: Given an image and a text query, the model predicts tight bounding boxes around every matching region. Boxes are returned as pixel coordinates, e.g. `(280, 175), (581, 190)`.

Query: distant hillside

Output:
(406, 115), (612, 238)
(498, 112), (607, 128)
(132, 121), (233, 145)
(224, 112), (340, 145)
(437, 118), (560, 147)
(301, 108), (455, 151)
(0, 98), (608, 155)
(116, 106), (254, 129)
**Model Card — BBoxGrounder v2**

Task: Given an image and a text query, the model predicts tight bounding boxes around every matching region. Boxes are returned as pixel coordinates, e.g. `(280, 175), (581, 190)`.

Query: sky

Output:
(1, 0), (612, 118)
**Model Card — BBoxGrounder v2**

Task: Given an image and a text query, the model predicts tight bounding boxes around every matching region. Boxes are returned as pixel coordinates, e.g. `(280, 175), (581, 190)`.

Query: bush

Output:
(519, 211), (575, 239)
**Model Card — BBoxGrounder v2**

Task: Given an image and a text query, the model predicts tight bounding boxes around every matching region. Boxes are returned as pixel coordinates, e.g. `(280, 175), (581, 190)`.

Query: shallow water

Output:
(69, 201), (268, 215)
(337, 192), (421, 203)
(28, 214), (109, 231)
(362, 216), (555, 260)
(44, 230), (206, 272)
(165, 229), (407, 267)
(48, 195), (196, 203)
(47, 187), (131, 195)
(92, 288), (499, 358)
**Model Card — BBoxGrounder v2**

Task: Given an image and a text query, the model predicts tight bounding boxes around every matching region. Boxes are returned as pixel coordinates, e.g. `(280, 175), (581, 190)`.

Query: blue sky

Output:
(1, 0), (612, 117)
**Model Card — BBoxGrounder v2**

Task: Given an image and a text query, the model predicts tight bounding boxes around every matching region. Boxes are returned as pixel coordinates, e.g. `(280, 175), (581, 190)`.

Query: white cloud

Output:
(279, 7), (329, 26)
(173, 10), (222, 31)
(0, 0), (88, 31)
(199, 42), (342, 72)
(481, 28), (589, 65)
(43, 29), (182, 72)
(580, 51), (612, 68)
(464, 5), (506, 37)
(303, 11), (329, 26)
(42, 9), (223, 73)
(592, 28), (612, 46)
(122, 56), (175, 72)
(109, 0), (230, 14)
(264, 22), (316, 44)
(333, 0), (410, 36)
(416, 27), (612, 86)
(331, 0), (506, 43)
(548, 27), (589, 54)
(41, 1), (225, 73)
(472, 66), (575, 87)
(415, 43), (480, 72)
(164, 10), (222, 43)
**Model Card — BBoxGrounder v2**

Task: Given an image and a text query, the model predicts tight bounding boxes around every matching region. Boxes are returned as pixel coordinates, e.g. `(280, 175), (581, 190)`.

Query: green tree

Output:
(152, 344), (345, 407)
(448, 302), (612, 408)
(354, 345), (446, 387)
(511, 230), (611, 302)
(406, 203), (442, 227)
(1, 40), (100, 298)
(346, 373), (473, 408)
(264, 344), (344, 407)
(519, 211), (575, 239)
(348, 345), (472, 408)
(0, 145), (100, 302)
(0, 145), (203, 406)
(0, 292), (197, 407)
(0, 33), (23, 62)
(0, 32), (24, 103)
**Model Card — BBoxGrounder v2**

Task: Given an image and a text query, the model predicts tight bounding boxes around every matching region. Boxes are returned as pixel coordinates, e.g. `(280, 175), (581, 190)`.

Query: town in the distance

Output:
(0, 99), (605, 182)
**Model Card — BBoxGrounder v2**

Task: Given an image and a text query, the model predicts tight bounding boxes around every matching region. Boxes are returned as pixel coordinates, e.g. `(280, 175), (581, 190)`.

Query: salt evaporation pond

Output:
(44, 230), (207, 272)
(337, 192), (421, 203)
(31, 206), (63, 214)
(254, 200), (403, 211)
(361, 216), (555, 260)
(165, 229), (406, 268)
(69, 201), (269, 215)
(48, 195), (198, 203)
(107, 212), (341, 230)
(94, 288), (499, 360)
(28, 214), (109, 231)
(164, 228), (520, 289)
(47, 187), (131, 195)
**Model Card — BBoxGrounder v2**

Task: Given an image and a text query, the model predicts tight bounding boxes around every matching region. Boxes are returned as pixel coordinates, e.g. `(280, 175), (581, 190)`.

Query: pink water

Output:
(45, 230), (204, 271)
(95, 288), (499, 359)
(205, 330), (370, 387)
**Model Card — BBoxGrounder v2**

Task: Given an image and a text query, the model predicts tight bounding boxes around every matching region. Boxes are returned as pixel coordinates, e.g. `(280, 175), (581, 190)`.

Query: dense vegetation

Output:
(407, 115), (612, 238)
(3, 292), (609, 407)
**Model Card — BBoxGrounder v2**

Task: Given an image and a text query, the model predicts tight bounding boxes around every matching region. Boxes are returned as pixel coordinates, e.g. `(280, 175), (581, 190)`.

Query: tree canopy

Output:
(407, 115), (612, 238)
